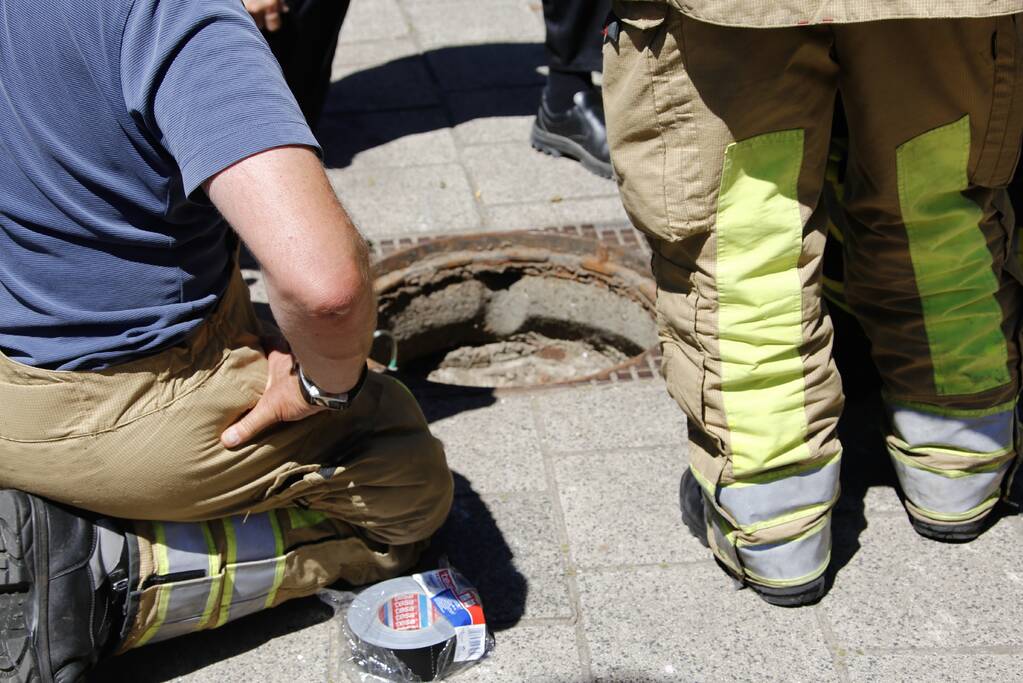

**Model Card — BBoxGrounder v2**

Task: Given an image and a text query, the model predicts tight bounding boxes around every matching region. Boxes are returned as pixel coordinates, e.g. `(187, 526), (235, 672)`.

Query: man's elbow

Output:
(278, 270), (374, 321)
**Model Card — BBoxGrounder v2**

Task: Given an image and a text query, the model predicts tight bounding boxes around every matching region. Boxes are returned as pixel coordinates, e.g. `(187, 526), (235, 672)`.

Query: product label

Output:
(413, 569), (488, 662)
(378, 593), (437, 631)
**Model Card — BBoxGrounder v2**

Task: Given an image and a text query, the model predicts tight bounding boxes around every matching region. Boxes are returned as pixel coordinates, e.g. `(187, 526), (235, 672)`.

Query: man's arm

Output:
(204, 145), (376, 446)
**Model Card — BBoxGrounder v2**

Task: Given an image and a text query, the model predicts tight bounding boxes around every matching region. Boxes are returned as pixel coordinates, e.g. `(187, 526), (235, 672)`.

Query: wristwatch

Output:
(296, 363), (368, 410)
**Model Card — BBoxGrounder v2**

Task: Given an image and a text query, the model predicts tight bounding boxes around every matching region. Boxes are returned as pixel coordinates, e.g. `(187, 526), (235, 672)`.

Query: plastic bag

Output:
(319, 567), (496, 682)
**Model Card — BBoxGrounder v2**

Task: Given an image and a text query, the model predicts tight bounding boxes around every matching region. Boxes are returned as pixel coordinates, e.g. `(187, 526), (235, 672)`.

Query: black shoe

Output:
(0, 491), (128, 682)
(531, 90), (612, 179)
(908, 515), (988, 543)
(679, 469), (827, 607)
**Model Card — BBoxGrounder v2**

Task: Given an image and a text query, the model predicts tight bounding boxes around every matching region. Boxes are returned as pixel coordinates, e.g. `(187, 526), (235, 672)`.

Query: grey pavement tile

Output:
(555, 446), (701, 568)
(446, 87), (541, 145)
(338, 0), (409, 42)
(484, 197), (629, 232)
(318, 108), (457, 169)
(404, 1), (544, 51)
(845, 652), (1023, 682)
(325, 56), (440, 114)
(533, 380), (685, 454)
(461, 624), (583, 682)
(328, 164), (482, 238)
(332, 36), (421, 72)
(427, 42), (547, 92)
(434, 494), (574, 625)
(93, 597), (334, 682)
(463, 142), (617, 205)
(429, 394), (547, 494)
(822, 514), (1023, 650)
(577, 564), (842, 682)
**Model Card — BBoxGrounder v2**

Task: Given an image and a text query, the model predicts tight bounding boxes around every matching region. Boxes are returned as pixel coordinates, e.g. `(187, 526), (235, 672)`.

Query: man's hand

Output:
(244, 0), (288, 32)
(221, 346), (322, 448)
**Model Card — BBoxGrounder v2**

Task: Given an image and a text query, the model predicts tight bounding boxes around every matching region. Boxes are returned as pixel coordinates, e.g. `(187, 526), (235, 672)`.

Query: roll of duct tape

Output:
(346, 569), (489, 682)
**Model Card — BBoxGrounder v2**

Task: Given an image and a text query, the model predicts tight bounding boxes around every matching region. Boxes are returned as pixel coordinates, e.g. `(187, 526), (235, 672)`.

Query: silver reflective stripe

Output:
(708, 502), (740, 571)
(717, 457), (839, 527)
(890, 404), (1014, 452)
(163, 521), (211, 575)
(230, 558), (282, 621)
(150, 576), (218, 644)
(891, 458), (1009, 515)
(737, 522), (830, 583)
(233, 513), (277, 562)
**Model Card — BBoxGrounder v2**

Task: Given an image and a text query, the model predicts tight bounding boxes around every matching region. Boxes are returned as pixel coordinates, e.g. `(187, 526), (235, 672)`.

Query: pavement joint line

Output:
(813, 604), (852, 682)
(531, 393), (593, 681)
(856, 645), (1023, 656)
(572, 559), (715, 574)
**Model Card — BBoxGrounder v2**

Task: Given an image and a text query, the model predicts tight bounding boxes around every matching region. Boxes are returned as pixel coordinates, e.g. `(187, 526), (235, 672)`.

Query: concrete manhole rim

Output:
(369, 230), (660, 391)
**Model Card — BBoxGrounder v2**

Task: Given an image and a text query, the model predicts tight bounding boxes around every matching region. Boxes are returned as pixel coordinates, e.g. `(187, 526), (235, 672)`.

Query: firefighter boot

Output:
(0, 489), (129, 682)
(679, 468), (827, 607)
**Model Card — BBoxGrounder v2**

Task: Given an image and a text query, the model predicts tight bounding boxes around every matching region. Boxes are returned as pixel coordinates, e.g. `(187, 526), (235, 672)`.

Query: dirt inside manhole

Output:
(369, 231), (658, 389)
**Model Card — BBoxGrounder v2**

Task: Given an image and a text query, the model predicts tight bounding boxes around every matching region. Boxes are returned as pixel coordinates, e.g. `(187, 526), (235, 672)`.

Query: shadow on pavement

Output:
(317, 43), (546, 169)
(90, 595), (334, 682)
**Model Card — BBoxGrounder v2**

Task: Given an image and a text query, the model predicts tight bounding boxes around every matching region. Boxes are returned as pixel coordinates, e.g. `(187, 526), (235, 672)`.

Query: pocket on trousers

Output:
(604, 5), (710, 242)
(973, 15), (1023, 188)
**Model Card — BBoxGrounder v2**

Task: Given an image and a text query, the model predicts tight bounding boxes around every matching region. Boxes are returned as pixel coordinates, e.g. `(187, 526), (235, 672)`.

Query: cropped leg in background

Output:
(531, 0), (613, 177)
(0, 270), (453, 678)
(264, 0), (351, 128)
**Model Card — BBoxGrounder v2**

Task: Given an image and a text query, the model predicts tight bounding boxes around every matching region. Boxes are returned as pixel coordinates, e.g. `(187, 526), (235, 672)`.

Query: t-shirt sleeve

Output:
(119, 0), (320, 196)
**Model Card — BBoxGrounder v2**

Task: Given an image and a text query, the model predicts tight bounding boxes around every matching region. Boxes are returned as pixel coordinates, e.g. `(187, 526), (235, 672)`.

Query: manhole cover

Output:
(370, 231), (658, 389)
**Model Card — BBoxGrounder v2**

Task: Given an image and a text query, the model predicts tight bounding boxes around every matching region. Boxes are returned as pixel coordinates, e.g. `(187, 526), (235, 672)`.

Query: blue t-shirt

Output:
(0, 0), (319, 369)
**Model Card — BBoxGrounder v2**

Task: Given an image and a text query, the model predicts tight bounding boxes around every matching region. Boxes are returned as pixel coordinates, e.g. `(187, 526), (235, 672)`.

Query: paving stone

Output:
(534, 380), (685, 454)
(332, 36), (421, 72)
(446, 87), (541, 145)
(577, 564), (841, 682)
(465, 624), (583, 682)
(844, 653), (1023, 682)
(484, 197), (629, 232)
(822, 515), (1023, 650)
(328, 164), (481, 237)
(434, 494), (574, 625)
(325, 55), (440, 114)
(318, 109), (457, 169)
(463, 142), (616, 205)
(555, 447), (701, 568)
(404, 1), (544, 51)
(93, 597), (334, 682)
(429, 394), (547, 495)
(338, 0), (409, 42)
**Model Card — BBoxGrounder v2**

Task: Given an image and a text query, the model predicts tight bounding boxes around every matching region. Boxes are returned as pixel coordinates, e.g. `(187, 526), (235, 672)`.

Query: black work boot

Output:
(530, 90), (612, 179)
(679, 469), (827, 607)
(0, 490), (130, 682)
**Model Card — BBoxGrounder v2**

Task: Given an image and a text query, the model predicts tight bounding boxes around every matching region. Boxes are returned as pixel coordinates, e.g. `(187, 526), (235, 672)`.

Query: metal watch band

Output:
(297, 362), (369, 410)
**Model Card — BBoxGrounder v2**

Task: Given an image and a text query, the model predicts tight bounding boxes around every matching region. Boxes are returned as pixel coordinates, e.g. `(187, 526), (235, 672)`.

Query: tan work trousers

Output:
(0, 269), (453, 647)
(605, 5), (1023, 587)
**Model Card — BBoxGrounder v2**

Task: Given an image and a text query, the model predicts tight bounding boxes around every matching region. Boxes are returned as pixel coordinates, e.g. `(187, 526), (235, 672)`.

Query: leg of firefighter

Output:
(836, 17), (1023, 540)
(603, 5), (842, 603)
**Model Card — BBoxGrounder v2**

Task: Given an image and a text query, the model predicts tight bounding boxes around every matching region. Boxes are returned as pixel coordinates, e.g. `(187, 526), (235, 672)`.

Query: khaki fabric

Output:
(0, 268), (453, 641)
(617, 0), (1023, 27)
(604, 11), (1023, 582)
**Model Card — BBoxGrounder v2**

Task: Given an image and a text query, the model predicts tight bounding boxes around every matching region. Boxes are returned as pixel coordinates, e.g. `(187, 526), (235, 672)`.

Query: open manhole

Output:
(369, 231), (658, 388)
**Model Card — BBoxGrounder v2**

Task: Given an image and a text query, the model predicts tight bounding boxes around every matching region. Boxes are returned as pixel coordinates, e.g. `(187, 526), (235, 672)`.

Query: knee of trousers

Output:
(886, 401), (1017, 523)
(692, 457), (839, 588)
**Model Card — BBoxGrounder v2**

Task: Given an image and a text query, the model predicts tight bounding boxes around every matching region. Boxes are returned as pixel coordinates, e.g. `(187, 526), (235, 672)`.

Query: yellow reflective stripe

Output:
(288, 507), (328, 530)
(197, 522), (220, 630)
(264, 512), (287, 609)
(135, 522), (170, 648)
(896, 115), (1010, 395)
(716, 129), (811, 476)
(888, 445), (1013, 476)
(215, 517), (238, 628)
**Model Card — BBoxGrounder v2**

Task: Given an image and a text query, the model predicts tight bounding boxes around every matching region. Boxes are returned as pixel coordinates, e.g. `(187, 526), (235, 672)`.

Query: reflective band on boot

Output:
(134, 511), (288, 647)
(717, 456), (840, 528)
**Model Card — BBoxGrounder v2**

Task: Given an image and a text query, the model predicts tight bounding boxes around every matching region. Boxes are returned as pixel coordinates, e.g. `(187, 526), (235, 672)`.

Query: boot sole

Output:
(530, 125), (613, 179)
(0, 492), (42, 682)
(910, 516), (986, 543)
